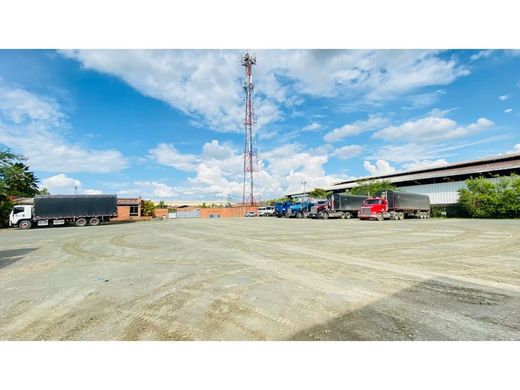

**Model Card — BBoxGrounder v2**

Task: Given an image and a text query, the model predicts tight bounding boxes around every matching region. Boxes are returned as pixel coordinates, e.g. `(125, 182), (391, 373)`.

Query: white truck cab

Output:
(9, 205), (33, 228)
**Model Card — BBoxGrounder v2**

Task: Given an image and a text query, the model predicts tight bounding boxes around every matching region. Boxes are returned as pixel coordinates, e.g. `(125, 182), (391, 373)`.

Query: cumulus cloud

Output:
(134, 181), (177, 198)
(332, 145), (362, 159)
(148, 143), (199, 172)
(504, 108), (513, 113)
(42, 173), (81, 191)
(373, 116), (493, 142)
(41, 173), (105, 195)
(0, 83), (128, 173)
(147, 139), (343, 199)
(324, 116), (388, 142)
(61, 50), (468, 133)
(363, 160), (397, 176)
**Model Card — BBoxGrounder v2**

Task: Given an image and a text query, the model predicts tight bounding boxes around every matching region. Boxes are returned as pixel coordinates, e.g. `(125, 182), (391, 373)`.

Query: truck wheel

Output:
(345, 212), (352, 219)
(399, 212), (404, 220)
(89, 217), (101, 226)
(75, 218), (88, 227)
(377, 213), (384, 222)
(18, 220), (32, 230)
(296, 212), (303, 219)
(340, 212), (346, 219)
(322, 212), (329, 220)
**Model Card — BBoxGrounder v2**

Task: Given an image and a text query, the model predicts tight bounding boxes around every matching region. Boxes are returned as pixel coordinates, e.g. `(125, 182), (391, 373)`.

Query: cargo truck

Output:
(308, 193), (368, 219)
(285, 199), (326, 218)
(9, 195), (118, 229)
(358, 190), (430, 221)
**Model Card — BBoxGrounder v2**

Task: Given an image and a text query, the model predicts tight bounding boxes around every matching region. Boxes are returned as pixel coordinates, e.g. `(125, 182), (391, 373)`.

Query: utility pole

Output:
(302, 180), (307, 201)
(74, 185), (78, 195)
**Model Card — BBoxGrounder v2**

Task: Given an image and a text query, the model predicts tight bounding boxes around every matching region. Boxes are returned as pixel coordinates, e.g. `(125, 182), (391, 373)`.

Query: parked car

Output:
(244, 211), (257, 217)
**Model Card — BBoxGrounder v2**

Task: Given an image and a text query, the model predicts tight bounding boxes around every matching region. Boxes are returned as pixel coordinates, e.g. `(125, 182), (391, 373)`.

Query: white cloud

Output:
(504, 108), (513, 113)
(147, 139), (343, 199)
(83, 189), (103, 195)
(61, 50), (468, 133)
(373, 116), (493, 142)
(402, 159), (448, 171)
(332, 145), (362, 159)
(324, 116), (388, 142)
(302, 122), (322, 132)
(134, 181), (177, 198)
(0, 83), (128, 173)
(363, 160), (397, 176)
(499, 95), (509, 101)
(41, 174), (104, 195)
(42, 173), (81, 191)
(148, 143), (199, 172)
(470, 50), (494, 61)
(507, 144), (520, 154)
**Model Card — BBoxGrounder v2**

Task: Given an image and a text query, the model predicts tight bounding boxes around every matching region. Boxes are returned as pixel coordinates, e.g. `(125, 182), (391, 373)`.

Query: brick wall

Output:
(113, 205), (130, 221)
(153, 208), (169, 218)
(199, 206), (258, 219)
(113, 205), (148, 221)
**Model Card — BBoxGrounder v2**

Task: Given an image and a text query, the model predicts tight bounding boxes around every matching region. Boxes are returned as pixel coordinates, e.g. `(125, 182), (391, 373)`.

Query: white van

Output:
(258, 206), (274, 217)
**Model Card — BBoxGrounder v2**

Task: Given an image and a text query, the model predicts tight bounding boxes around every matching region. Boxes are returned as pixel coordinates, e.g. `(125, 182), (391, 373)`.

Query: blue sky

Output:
(0, 49), (519, 201)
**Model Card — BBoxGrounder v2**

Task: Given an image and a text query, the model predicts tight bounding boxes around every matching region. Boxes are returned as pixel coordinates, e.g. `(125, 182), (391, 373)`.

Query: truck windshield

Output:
(364, 199), (382, 205)
(13, 206), (25, 214)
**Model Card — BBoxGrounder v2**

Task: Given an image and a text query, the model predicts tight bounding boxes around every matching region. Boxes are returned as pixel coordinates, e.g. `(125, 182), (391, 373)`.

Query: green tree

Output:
(141, 200), (155, 216)
(1, 149), (40, 226)
(265, 197), (290, 206)
(38, 187), (50, 195)
(458, 175), (520, 218)
(156, 200), (166, 209)
(350, 180), (396, 196)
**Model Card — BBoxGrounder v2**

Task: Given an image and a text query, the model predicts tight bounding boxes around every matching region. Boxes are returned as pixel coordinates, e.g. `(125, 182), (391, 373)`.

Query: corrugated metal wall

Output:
(399, 178), (501, 205)
(175, 209), (201, 218)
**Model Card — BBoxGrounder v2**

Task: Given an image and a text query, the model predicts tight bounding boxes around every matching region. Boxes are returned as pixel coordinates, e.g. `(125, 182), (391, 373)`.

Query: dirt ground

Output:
(0, 217), (519, 340)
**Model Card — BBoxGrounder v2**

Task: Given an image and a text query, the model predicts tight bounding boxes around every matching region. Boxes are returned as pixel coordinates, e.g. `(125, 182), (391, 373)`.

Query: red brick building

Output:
(113, 197), (143, 221)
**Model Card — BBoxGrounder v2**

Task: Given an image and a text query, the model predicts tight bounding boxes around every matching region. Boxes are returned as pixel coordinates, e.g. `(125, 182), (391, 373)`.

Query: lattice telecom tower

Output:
(241, 51), (258, 206)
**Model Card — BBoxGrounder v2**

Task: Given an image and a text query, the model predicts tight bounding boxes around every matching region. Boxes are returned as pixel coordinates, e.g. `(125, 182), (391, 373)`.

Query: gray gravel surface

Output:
(0, 218), (519, 340)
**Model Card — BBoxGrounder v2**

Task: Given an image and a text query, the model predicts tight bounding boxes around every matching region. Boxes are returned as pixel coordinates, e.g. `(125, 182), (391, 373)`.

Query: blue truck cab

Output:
(286, 199), (326, 218)
(274, 201), (293, 217)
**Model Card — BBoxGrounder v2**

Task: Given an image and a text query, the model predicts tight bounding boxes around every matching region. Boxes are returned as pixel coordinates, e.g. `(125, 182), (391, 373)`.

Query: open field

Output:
(0, 217), (519, 340)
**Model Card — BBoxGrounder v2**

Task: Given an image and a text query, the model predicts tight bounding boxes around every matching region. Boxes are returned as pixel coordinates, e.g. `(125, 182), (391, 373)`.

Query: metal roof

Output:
(324, 152), (520, 191)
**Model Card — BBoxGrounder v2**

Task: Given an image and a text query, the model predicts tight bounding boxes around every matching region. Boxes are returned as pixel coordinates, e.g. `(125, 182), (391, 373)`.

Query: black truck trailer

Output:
(358, 190), (431, 221)
(308, 193), (369, 219)
(10, 195), (118, 229)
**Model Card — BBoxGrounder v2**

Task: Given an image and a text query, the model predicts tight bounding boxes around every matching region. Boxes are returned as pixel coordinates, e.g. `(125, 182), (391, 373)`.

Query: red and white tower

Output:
(241, 52), (258, 206)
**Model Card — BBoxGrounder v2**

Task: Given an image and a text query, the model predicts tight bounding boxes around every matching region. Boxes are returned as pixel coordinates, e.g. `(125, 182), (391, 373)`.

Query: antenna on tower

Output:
(241, 51), (258, 206)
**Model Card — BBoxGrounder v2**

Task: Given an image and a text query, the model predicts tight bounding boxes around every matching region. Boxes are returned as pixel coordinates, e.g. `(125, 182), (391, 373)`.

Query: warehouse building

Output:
(289, 152), (520, 206)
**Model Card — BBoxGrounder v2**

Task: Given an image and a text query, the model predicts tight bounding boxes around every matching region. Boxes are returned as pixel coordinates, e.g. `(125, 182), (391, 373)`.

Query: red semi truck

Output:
(358, 190), (430, 221)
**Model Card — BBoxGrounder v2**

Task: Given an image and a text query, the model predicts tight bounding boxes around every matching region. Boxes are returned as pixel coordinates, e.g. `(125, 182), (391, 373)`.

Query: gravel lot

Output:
(0, 217), (519, 340)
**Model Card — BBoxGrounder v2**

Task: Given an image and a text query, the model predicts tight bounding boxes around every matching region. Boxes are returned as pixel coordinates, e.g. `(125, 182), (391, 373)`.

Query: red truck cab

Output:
(359, 197), (388, 221)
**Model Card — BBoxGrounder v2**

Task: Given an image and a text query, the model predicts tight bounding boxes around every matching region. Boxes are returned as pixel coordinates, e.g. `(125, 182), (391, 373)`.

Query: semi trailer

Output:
(9, 195), (118, 229)
(308, 193), (368, 219)
(358, 190), (430, 221)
